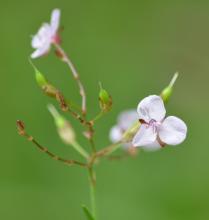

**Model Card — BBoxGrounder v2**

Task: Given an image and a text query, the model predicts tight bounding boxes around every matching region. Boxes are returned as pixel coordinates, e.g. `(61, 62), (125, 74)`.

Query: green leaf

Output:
(82, 205), (95, 220)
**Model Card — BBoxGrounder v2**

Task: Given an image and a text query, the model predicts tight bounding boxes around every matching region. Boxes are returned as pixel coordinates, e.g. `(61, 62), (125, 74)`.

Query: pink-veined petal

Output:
(159, 116), (187, 145)
(109, 126), (123, 143)
(132, 124), (157, 147)
(137, 95), (166, 122)
(50, 9), (60, 35)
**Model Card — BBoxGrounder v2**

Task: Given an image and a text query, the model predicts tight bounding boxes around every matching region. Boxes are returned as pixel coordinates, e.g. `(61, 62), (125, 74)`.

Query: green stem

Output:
(54, 43), (87, 116)
(96, 141), (122, 158)
(91, 111), (105, 123)
(71, 141), (89, 159)
(88, 168), (96, 219)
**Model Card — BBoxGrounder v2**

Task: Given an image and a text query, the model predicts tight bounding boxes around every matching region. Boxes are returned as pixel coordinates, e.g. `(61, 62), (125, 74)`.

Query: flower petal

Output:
(137, 95), (166, 122)
(118, 110), (138, 131)
(31, 24), (52, 48)
(50, 9), (60, 34)
(109, 126), (123, 143)
(31, 43), (50, 59)
(132, 124), (157, 147)
(159, 116), (187, 145)
(142, 140), (162, 151)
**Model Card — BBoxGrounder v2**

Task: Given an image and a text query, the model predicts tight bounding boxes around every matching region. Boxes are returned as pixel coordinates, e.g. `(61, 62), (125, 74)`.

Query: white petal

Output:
(137, 95), (166, 122)
(132, 124), (157, 147)
(109, 126), (123, 143)
(159, 116), (187, 145)
(50, 9), (60, 34)
(31, 43), (50, 59)
(31, 35), (42, 48)
(142, 140), (162, 151)
(118, 110), (138, 130)
(31, 24), (52, 48)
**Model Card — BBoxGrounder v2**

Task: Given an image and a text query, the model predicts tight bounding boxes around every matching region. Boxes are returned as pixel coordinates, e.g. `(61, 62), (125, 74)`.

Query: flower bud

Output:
(29, 59), (58, 98)
(161, 86), (172, 103)
(161, 72), (179, 103)
(35, 71), (48, 87)
(48, 104), (75, 145)
(99, 83), (112, 112)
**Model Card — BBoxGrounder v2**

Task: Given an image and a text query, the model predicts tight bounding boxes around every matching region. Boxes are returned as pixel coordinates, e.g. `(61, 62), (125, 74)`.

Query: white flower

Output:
(109, 110), (138, 147)
(132, 95), (187, 151)
(31, 9), (61, 59)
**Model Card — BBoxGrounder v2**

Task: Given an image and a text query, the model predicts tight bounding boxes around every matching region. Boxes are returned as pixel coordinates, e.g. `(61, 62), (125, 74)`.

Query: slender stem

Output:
(16, 121), (86, 167)
(22, 134), (87, 167)
(67, 108), (96, 152)
(71, 141), (89, 159)
(54, 43), (87, 116)
(67, 100), (82, 114)
(96, 141), (122, 158)
(89, 138), (96, 153)
(88, 142), (122, 167)
(67, 108), (89, 127)
(88, 168), (96, 219)
(91, 111), (105, 123)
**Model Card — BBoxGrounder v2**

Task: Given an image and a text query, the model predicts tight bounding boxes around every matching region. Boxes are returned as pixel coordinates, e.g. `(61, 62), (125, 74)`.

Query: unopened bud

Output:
(99, 83), (112, 112)
(56, 91), (68, 111)
(48, 104), (75, 145)
(58, 122), (76, 145)
(161, 72), (179, 102)
(16, 120), (25, 136)
(29, 59), (58, 98)
(35, 71), (48, 87)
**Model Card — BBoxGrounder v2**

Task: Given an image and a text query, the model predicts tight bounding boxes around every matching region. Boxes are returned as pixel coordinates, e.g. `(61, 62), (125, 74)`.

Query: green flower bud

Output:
(29, 59), (48, 87)
(161, 72), (179, 103)
(29, 59), (58, 98)
(161, 86), (173, 103)
(35, 71), (48, 87)
(48, 104), (75, 145)
(99, 83), (112, 112)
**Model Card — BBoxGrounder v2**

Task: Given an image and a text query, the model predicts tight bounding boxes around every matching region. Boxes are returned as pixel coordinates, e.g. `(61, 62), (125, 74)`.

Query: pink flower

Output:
(31, 9), (61, 59)
(132, 95), (187, 150)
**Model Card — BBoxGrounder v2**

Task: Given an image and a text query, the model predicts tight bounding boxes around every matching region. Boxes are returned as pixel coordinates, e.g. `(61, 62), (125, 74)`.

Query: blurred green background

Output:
(1, 0), (209, 219)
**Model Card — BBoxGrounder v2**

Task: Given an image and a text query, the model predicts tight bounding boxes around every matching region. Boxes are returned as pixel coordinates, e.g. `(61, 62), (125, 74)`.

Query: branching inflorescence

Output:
(17, 9), (187, 220)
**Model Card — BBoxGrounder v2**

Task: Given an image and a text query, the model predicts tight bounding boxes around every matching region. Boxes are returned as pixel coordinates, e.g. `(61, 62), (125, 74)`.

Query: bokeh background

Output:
(1, 0), (209, 219)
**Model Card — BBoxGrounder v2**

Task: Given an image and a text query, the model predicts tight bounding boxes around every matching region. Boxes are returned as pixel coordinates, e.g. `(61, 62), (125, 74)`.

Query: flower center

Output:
(148, 119), (161, 133)
(52, 34), (61, 44)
